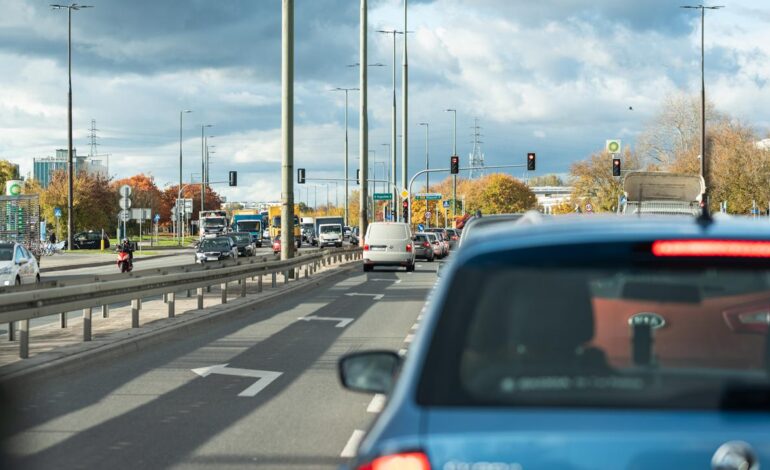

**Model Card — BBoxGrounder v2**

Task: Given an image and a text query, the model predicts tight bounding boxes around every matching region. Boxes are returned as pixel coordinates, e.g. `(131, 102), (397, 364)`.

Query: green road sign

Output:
(415, 193), (442, 201)
(606, 139), (621, 154)
(373, 193), (392, 201)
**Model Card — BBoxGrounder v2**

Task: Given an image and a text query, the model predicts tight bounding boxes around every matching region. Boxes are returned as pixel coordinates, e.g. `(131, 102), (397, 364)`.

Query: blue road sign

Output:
(417, 223), (425, 232)
(443, 200), (450, 208)
(54, 207), (62, 218)
(154, 213), (161, 223)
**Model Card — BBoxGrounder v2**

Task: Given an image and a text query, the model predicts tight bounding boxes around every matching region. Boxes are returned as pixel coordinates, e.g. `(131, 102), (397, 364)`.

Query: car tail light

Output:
(364, 244), (370, 251)
(723, 305), (770, 334)
(358, 452), (431, 470)
(422, 242), (430, 248)
(406, 244), (412, 252)
(451, 236), (458, 240)
(652, 240), (770, 258)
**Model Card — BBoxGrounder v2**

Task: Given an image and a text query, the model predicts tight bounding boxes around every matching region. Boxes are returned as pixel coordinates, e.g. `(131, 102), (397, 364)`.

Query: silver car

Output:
(0, 242), (40, 286)
(363, 222), (415, 272)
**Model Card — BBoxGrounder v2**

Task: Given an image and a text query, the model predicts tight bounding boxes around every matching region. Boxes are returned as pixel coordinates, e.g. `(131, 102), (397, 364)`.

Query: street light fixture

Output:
(51, 3), (93, 250)
(680, 4), (724, 203)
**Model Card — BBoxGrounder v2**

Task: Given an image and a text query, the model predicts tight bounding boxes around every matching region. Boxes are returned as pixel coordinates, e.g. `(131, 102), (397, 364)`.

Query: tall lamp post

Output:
(331, 87), (359, 227)
(681, 4), (723, 203)
(446, 108), (457, 219)
(200, 124), (213, 213)
(51, 3), (92, 251)
(178, 110), (192, 245)
(377, 29), (404, 220)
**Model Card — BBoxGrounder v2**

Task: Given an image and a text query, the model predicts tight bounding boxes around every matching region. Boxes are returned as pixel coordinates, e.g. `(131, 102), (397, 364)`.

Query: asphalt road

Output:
(1, 260), (438, 469)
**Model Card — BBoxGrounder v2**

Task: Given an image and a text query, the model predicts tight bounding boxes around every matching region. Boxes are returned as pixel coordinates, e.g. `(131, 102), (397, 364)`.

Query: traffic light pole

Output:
(406, 164), (528, 224)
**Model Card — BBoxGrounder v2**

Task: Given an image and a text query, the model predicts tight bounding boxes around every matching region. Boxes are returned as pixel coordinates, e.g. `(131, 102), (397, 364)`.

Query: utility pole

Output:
(52, 3), (92, 251)
(377, 29), (403, 220)
(178, 110), (191, 246)
(359, 0), (369, 235)
(681, 4), (723, 204)
(401, 0), (409, 212)
(281, 0), (295, 260)
(446, 108), (457, 220)
(200, 124), (212, 213)
(331, 87), (359, 227)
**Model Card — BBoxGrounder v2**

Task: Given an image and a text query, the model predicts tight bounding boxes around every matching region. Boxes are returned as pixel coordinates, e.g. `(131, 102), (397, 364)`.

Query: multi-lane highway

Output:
(3, 261), (438, 469)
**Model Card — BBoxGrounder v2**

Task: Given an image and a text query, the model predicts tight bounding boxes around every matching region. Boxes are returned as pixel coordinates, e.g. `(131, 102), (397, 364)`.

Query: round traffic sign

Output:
(119, 198), (132, 210)
(119, 209), (131, 222)
(119, 185), (132, 198)
(607, 140), (620, 153)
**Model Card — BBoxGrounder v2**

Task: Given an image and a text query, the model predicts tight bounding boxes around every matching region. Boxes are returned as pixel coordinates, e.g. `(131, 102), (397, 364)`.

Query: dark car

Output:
(413, 233), (435, 262)
(65, 231), (110, 250)
(195, 237), (237, 263)
(339, 215), (770, 469)
(223, 232), (255, 257)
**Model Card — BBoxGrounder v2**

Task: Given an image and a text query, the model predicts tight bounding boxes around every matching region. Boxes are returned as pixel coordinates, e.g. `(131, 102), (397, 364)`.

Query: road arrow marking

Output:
(345, 293), (384, 300)
(191, 364), (283, 397)
(297, 316), (354, 328)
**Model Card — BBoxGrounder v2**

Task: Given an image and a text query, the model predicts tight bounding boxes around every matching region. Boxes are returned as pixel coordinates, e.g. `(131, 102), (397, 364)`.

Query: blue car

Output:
(339, 214), (770, 470)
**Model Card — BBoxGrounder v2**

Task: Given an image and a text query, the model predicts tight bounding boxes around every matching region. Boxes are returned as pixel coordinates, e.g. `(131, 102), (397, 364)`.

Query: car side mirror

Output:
(338, 350), (402, 394)
(17, 258), (28, 265)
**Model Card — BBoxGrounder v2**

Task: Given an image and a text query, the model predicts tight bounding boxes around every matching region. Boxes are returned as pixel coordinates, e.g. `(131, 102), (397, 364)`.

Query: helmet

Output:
(122, 238), (129, 244)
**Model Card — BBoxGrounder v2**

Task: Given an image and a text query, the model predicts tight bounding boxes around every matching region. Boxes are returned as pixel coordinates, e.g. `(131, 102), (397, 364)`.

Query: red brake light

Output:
(406, 244), (412, 252)
(363, 244), (370, 251)
(358, 452), (431, 470)
(423, 242), (430, 248)
(652, 240), (770, 258)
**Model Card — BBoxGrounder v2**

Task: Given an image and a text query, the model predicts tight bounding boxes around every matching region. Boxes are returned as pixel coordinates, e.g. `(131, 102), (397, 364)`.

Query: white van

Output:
(363, 222), (415, 272)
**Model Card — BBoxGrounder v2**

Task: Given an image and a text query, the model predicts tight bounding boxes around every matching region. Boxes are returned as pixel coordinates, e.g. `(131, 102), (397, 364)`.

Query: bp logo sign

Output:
(5, 180), (23, 196)
(606, 139), (621, 154)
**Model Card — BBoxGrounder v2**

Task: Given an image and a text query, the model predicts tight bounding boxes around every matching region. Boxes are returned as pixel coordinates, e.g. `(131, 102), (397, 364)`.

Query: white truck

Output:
(621, 172), (705, 216)
(199, 210), (229, 238)
(315, 216), (344, 248)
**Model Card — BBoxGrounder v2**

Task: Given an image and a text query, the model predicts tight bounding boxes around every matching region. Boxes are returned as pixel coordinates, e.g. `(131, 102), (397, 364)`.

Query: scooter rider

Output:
(119, 238), (134, 266)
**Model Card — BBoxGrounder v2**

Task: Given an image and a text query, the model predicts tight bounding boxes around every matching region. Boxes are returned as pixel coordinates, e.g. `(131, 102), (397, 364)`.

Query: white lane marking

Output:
(410, 323), (419, 331)
(191, 364), (283, 397)
(367, 394), (386, 413)
(340, 429), (367, 458)
(345, 293), (384, 300)
(398, 349), (407, 356)
(417, 314), (423, 321)
(370, 279), (401, 284)
(404, 334), (414, 343)
(297, 316), (354, 328)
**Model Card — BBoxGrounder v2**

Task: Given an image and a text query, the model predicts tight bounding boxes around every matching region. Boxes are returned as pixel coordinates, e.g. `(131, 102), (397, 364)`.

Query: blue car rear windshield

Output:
(418, 254), (770, 410)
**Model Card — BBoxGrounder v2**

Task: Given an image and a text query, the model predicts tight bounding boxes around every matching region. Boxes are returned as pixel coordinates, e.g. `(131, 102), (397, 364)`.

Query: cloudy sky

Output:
(1, 0), (769, 203)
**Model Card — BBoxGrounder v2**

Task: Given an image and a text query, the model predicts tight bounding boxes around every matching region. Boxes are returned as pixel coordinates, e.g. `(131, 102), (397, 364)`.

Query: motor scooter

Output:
(117, 249), (133, 273)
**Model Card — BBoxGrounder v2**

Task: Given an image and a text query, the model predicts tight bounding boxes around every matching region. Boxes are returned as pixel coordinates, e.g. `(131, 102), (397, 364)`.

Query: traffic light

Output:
(356, 169), (360, 185)
(402, 198), (409, 222)
(450, 155), (459, 174)
(297, 168), (306, 184)
(612, 158), (621, 176)
(228, 171), (238, 187)
(527, 153), (536, 171)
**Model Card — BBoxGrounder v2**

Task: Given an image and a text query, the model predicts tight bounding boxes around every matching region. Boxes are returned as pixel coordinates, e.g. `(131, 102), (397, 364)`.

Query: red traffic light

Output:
(527, 152), (536, 171)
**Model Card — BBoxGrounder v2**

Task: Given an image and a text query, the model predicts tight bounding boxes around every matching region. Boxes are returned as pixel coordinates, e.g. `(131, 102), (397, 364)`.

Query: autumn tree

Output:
(528, 174), (565, 186)
(568, 148), (641, 212)
(111, 174), (164, 219)
(161, 184), (223, 225)
(0, 160), (19, 190)
(40, 170), (117, 233)
(464, 173), (537, 215)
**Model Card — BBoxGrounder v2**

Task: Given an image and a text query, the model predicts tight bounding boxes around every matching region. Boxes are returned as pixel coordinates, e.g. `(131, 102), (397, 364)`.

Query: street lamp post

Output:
(331, 87), (359, 227)
(51, 3), (92, 251)
(446, 108), (457, 219)
(402, 0), (409, 208)
(178, 110), (192, 245)
(681, 4), (723, 203)
(378, 29), (404, 221)
(200, 124), (213, 213)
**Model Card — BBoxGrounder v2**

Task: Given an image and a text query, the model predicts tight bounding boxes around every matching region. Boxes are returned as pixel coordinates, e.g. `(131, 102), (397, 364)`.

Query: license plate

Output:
(207, 257), (219, 261)
(370, 246), (385, 251)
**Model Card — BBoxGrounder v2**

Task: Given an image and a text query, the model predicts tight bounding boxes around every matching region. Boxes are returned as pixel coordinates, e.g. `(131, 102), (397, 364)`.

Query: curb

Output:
(0, 261), (359, 385)
(40, 251), (191, 273)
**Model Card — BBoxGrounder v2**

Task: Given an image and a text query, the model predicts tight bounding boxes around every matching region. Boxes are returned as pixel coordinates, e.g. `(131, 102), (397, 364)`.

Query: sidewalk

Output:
(38, 249), (192, 272)
(0, 256), (356, 380)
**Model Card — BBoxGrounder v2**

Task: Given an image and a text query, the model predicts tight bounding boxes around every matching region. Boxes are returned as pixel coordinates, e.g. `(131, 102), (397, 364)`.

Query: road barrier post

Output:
(8, 322), (15, 341)
(102, 305), (109, 318)
(83, 307), (92, 341)
(131, 299), (140, 328)
(197, 287), (204, 309)
(168, 292), (175, 318)
(258, 275), (263, 293)
(19, 319), (29, 359)
(272, 272), (277, 288)
(284, 270), (289, 284)
(240, 278), (247, 297)
(60, 313), (67, 328)
(221, 282), (228, 304)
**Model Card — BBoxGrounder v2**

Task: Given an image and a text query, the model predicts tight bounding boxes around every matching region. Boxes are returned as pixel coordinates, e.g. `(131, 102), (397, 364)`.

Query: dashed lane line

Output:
(341, 429), (367, 458)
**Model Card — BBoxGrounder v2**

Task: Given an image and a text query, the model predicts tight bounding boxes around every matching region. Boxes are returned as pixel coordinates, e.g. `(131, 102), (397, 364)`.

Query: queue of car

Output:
(343, 212), (770, 469)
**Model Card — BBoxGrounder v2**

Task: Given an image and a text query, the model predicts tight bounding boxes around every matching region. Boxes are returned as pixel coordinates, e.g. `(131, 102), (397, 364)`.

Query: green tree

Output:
(569, 148), (640, 212)
(465, 173), (537, 215)
(0, 160), (20, 190)
(40, 170), (117, 233)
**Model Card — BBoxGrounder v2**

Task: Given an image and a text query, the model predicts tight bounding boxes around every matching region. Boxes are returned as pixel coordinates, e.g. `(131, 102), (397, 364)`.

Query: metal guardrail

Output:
(0, 246), (362, 359)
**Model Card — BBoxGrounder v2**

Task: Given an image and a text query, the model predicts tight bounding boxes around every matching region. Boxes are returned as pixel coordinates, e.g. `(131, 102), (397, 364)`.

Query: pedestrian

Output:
(49, 231), (57, 244)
